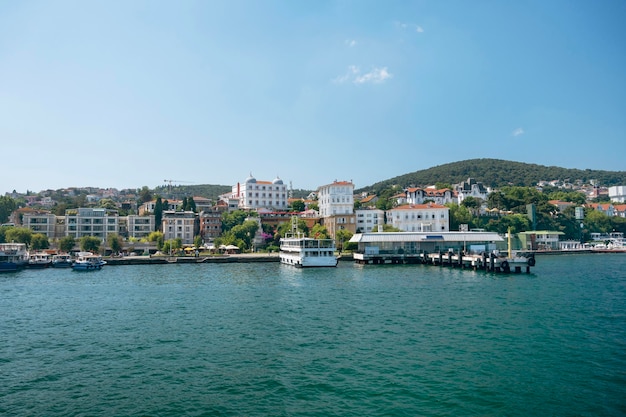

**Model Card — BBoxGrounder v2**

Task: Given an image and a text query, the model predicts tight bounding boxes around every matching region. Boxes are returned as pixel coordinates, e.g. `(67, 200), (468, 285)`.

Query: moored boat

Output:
(51, 253), (74, 268)
(0, 243), (29, 273)
(279, 217), (338, 268)
(28, 252), (52, 268)
(72, 252), (107, 270)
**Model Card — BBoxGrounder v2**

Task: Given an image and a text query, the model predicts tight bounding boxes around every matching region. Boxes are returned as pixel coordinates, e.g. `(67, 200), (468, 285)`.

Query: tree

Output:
(107, 233), (123, 254)
(484, 214), (531, 234)
(0, 196), (17, 224)
(98, 199), (117, 210)
(154, 196), (163, 231)
(59, 235), (76, 253)
(30, 233), (50, 250)
(221, 210), (249, 233)
(5, 227), (32, 245)
(447, 204), (475, 231)
(187, 197), (197, 213)
(335, 229), (353, 252)
(310, 223), (330, 239)
(291, 200), (305, 212)
(138, 186), (152, 204)
(80, 236), (101, 253)
(194, 235), (203, 248)
(461, 196), (481, 212)
(228, 220), (259, 250)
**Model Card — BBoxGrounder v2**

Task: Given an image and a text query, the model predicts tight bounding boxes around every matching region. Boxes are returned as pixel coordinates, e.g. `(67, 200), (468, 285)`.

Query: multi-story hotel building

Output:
(387, 203), (450, 232)
(229, 174), (288, 211)
(317, 180), (356, 237)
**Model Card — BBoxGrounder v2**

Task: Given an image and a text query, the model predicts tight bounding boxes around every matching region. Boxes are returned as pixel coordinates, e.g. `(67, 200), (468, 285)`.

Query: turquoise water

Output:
(1, 254), (625, 416)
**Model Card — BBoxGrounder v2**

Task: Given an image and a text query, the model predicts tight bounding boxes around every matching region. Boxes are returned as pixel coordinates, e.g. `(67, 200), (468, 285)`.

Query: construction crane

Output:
(164, 179), (194, 193)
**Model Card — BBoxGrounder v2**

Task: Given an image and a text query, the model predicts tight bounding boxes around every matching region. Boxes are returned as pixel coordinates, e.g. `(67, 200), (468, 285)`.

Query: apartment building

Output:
(355, 208), (384, 233)
(66, 208), (119, 240)
(199, 207), (224, 242)
(21, 212), (59, 239)
(162, 211), (198, 245)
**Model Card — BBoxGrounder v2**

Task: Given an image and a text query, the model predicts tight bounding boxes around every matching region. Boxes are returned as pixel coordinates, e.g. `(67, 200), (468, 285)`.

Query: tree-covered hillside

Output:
(357, 159), (626, 194)
(154, 184), (231, 200)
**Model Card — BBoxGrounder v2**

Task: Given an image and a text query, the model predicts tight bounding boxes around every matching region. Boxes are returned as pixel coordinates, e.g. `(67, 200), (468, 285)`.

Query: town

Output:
(1, 174), (626, 259)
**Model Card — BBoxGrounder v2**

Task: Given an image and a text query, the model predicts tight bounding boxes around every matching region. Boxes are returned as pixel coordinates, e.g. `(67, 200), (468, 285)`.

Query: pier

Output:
(349, 231), (535, 273)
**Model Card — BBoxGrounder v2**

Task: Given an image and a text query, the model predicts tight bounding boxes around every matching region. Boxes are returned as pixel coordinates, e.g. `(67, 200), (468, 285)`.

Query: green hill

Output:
(150, 159), (625, 199)
(356, 159), (626, 194)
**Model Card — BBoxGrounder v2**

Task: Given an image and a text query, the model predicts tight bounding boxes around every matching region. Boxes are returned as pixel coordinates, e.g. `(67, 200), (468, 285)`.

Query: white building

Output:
(609, 186), (626, 203)
(317, 180), (356, 237)
(162, 210), (197, 245)
(454, 178), (490, 204)
(22, 212), (59, 239)
(406, 187), (455, 206)
(355, 208), (384, 233)
(387, 203), (450, 232)
(66, 208), (119, 241)
(228, 174), (288, 211)
(125, 215), (156, 239)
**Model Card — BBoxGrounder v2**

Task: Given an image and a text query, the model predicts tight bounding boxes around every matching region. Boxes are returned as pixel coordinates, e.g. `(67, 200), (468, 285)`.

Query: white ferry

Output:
(279, 217), (338, 268)
(0, 243), (29, 273)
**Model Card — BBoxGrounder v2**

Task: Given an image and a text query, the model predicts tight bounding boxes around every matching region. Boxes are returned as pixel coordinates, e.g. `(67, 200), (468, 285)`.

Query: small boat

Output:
(279, 217), (338, 268)
(28, 252), (52, 268)
(51, 253), (74, 268)
(72, 252), (107, 270)
(0, 243), (29, 273)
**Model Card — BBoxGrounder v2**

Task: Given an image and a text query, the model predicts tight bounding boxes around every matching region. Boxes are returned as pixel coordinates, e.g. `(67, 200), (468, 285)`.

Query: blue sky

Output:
(1, 0), (625, 194)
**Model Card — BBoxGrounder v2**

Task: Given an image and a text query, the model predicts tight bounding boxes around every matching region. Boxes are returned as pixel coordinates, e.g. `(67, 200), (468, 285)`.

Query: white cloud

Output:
(333, 65), (360, 84)
(512, 128), (525, 137)
(334, 66), (393, 84)
(345, 39), (357, 47)
(354, 67), (392, 84)
(395, 21), (424, 33)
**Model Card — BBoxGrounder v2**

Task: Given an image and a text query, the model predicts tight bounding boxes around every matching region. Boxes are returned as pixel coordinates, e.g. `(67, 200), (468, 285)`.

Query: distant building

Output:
(355, 208), (384, 233)
(199, 207), (225, 242)
(387, 203), (450, 232)
(162, 211), (198, 245)
(405, 187), (455, 206)
(609, 186), (626, 203)
(227, 174), (288, 211)
(317, 180), (356, 238)
(454, 178), (490, 203)
(22, 212), (58, 239)
(66, 208), (120, 241)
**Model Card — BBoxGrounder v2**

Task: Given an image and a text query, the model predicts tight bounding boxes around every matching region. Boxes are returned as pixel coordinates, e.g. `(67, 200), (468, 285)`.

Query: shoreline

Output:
(101, 250), (626, 266)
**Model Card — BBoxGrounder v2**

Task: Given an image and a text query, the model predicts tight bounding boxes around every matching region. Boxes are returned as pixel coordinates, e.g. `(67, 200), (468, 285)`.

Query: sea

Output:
(1, 254), (625, 417)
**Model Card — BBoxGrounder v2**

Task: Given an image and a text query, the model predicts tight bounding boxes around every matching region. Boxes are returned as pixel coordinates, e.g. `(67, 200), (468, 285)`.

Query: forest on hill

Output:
(356, 159), (626, 195)
(150, 159), (625, 200)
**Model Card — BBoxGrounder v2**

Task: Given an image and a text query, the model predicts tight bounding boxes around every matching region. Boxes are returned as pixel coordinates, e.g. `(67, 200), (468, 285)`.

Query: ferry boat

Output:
(51, 253), (74, 268)
(0, 243), (29, 272)
(279, 217), (338, 268)
(28, 252), (52, 268)
(72, 252), (107, 270)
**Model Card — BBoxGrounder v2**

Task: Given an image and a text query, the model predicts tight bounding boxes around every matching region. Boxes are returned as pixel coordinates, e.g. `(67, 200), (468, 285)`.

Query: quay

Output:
(349, 231), (535, 273)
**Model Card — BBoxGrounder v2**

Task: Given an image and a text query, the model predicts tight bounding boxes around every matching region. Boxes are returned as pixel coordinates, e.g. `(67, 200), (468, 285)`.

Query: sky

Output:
(1, 0), (625, 194)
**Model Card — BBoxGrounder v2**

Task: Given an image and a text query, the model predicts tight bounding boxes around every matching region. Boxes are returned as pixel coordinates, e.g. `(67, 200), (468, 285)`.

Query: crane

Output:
(164, 179), (194, 192)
